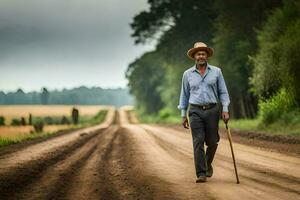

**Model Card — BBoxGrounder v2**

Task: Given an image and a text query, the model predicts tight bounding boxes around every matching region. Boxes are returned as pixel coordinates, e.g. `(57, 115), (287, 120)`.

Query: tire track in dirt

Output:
(214, 155), (300, 194)
(0, 107), (173, 200)
(0, 107), (116, 200)
(63, 125), (121, 200)
(97, 127), (158, 200)
(65, 125), (169, 200)
(147, 125), (300, 195)
(12, 126), (118, 200)
(122, 126), (200, 200)
(0, 128), (104, 200)
(0, 106), (299, 200)
(0, 106), (115, 170)
(136, 124), (300, 200)
(142, 124), (300, 186)
(118, 106), (216, 200)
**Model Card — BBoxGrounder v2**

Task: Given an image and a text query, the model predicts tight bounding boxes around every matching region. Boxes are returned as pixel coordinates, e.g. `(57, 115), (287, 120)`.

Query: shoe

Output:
(206, 165), (213, 177)
(196, 175), (207, 183)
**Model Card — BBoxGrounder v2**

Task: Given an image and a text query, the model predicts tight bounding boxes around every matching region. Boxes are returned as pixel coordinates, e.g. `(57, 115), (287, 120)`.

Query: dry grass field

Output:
(0, 105), (106, 125)
(0, 105), (108, 139)
(0, 125), (71, 139)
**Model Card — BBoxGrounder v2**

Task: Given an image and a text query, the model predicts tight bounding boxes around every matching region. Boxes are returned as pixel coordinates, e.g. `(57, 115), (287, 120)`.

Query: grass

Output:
(0, 110), (109, 148)
(219, 119), (260, 132)
(137, 113), (181, 124)
(0, 105), (108, 125)
(83, 110), (108, 126)
(0, 125), (71, 139)
(220, 118), (300, 137)
(0, 124), (83, 148)
(137, 109), (300, 137)
(0, 129), (73, 148)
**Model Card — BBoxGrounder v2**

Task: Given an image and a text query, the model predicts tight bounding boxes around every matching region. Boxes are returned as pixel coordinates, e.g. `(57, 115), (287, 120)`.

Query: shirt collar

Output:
(192, 63), (211, 72)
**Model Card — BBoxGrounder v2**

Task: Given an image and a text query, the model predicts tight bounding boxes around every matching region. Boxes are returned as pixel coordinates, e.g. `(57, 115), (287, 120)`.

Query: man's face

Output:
(194, 50), (208, 66)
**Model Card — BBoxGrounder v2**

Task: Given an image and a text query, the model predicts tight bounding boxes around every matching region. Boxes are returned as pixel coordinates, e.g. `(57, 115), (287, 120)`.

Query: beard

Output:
(196, 60), (207, 66)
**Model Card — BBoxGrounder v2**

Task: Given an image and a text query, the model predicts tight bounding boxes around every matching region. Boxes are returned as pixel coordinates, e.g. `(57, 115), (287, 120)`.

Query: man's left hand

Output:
(222, 112), (230, 123)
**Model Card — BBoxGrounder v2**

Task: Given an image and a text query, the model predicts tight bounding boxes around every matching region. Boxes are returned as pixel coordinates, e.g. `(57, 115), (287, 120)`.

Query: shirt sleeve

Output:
(217, 69), (230, 112)
(177, 71), (190, 117)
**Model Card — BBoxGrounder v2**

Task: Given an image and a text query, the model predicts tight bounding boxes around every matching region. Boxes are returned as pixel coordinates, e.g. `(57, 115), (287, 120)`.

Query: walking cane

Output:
(225, 121), (240, 184)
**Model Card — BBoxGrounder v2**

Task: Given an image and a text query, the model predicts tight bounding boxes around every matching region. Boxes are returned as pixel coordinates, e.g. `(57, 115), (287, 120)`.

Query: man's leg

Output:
(206, 144), (218, 168)
(204, 105), (220, 174)
(188, 107), (206, 177)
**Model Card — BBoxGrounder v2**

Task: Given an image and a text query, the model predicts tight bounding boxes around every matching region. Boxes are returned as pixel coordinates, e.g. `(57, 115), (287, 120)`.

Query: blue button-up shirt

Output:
(178, 63), (230, 117)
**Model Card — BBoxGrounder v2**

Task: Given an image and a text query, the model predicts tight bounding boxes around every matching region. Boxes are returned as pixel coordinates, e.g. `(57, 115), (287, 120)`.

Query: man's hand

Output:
(182, 117), (189, 129)
(222, 112), (230, 123)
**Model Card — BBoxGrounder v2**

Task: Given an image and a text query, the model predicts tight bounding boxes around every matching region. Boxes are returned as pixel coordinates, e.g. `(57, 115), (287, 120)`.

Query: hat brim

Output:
(187, 47), (214, 60)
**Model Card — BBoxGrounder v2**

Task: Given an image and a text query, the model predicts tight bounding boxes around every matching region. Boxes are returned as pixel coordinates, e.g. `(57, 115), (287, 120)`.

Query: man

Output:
(178, 42), (230, 183)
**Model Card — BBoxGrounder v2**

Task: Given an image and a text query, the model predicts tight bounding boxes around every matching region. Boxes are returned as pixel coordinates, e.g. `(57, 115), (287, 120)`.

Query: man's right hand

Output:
(182, 117), (189, 129)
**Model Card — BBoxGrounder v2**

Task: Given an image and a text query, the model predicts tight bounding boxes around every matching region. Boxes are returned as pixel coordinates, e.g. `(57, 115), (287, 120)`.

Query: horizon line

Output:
(0, 85), (129, 94)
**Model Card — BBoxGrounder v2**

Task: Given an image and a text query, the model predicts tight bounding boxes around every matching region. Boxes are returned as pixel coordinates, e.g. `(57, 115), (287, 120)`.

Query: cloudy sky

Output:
(0, 0), (155, 93)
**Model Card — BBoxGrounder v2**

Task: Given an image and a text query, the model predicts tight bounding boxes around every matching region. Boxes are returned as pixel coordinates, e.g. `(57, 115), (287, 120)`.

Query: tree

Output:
(40, 87), (50, 105)
(129, 0), (216, 114)
(211, 0), (282, 118)
(129, 0), (283, 118)
(126, 51), (165, 114)
(251, 0), (300, 117)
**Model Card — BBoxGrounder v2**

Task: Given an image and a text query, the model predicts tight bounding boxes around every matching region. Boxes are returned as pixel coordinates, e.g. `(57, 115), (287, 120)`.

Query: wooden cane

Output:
(225, 122), (240, 184)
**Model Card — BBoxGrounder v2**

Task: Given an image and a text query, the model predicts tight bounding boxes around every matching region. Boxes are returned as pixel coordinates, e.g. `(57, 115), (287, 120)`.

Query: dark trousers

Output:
(188, 104), (220, 177)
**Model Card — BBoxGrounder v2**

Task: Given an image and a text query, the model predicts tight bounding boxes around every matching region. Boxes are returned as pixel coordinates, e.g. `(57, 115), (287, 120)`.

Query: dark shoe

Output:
(206, 165), (213, 177)
(196, 175), (207, 183)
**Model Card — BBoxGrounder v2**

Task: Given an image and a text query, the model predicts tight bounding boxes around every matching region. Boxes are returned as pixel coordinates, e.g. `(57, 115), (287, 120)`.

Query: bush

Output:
(44, 116), (54, 125)
(158, 108), (172, 119)
(61, 116), (71, 125)
(11, 118), (21, 126)
(33, 120), (44, 132)
(251, 0), (300, 101)
(0, 116), (5, 126)
(259, 88), (295, 124)
(43, 116), (62, 125)
(278, 110), (300, 125)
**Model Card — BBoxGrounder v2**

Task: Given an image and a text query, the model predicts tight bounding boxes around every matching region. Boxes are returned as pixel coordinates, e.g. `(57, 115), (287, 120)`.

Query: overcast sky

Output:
(0, 0), (155, 93)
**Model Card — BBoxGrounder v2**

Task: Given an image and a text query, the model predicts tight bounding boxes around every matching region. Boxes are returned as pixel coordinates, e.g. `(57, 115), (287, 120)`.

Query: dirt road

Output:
(0, 107), (299, 200)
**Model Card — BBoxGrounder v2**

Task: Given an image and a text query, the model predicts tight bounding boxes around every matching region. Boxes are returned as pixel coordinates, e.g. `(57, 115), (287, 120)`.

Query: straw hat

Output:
(187, 42), (214, 60)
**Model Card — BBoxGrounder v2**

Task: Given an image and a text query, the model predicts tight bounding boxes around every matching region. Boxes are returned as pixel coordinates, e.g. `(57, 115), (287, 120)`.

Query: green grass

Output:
(85, 110), (108, 125)
(137, 109), (300, 137)
(0, 110), (108, 148)
(219, 119), (260, 132)
(220, 118), (300, 137)
(0, 130), (71, 148)
(137, 112), (181, 124)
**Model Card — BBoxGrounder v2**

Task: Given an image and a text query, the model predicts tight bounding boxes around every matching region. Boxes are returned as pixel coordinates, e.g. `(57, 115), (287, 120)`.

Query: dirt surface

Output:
(0, 107), (299, 200)
(163, 124), (300, 157)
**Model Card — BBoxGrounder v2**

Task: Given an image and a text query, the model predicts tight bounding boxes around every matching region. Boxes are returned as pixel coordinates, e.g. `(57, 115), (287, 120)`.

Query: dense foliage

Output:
(126, 0), (299, 125)
(251, 0), (300, 123)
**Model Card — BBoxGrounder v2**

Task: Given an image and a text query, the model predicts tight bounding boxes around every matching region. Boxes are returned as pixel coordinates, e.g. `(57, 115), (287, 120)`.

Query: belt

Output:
(190, 103), (217, 110)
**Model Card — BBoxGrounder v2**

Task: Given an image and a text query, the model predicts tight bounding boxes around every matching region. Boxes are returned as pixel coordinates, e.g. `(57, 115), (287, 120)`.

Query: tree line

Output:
(126, 0), (300, 124)
(0, 86), (134, 107)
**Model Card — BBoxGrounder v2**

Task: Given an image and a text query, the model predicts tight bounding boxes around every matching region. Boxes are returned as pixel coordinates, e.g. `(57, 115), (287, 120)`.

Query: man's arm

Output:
(217, 69), (230, 123)
(178, 72), (190, 128)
